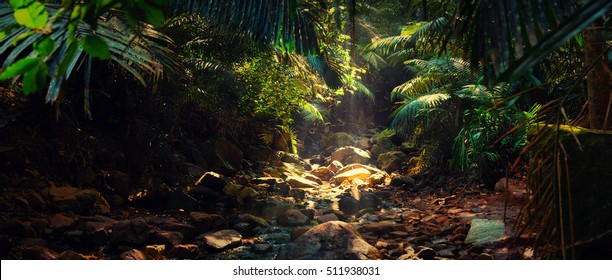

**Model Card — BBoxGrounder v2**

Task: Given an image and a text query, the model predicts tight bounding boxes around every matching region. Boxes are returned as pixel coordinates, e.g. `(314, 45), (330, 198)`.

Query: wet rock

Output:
(390, 175), (416, 189)
(338, 195), (361, 215)
(417, 247), (436, 260)
(277, 221), (381, 260)
(167, 244), (199, 259)
(59, 250), (89, 260)
(317, 213), (339, 223)
(144, 245), (166, 260)
(465, 219), (506, 244)
(109, 218), (149, 246)
(377, 151), (405, 173)
(48, 213), (76, 231)
(277, 210), (311, 227)
(120, 249), (147, 260)
(359, 192), (381, 209)
(330, 146), (371, 165)
(251, 243), (273, 254)
(286, 176), (320, 189)
(21, 246), (58, 260)
(332, 168), (372, 184)
(228, 214), (269, 236)
(150, 230), (184, 247)
(194, 171), (227, 190)
(76, 189), (111, 214)
(203, 229), (242, 250)
(190, 212), (229, 233)
(310, 167), (335, 181)
(327, 160), (343, 173)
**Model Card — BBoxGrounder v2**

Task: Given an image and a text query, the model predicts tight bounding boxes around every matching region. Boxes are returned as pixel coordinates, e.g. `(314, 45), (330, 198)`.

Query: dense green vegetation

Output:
(1, 0), (610, 259)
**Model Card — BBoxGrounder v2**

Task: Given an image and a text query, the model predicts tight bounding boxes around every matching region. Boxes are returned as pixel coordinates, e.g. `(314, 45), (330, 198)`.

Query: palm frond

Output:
(391, 92), (452, 130)
(299, 101), (324, 123)
(172, 0), (323, 55)
(454, 0), (612, 84)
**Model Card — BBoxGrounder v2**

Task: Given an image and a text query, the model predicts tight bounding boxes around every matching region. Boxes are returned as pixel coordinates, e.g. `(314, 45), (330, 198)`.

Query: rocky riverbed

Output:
(0, 129), (533, 260)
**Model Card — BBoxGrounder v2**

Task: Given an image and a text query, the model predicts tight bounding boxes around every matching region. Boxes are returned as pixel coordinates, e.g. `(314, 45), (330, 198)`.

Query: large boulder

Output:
(377, 151), (406, 172)
(189, 212), (229, 233)
(323, 132), (355, 150)
(371, 137), (396, 158)
(206, 137), (244, 175)
(277, 221), (381, 260)
(330, 146), (371, 165)
(76, 189), (110, 214)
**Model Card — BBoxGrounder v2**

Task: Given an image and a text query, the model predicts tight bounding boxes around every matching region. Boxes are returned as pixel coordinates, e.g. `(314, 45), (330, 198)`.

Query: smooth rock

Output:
(150, 230), (184, 247)
(317, 213), (339, 223)
(203, 229), (242, 250)
(332, 168), (372, 184)
(330, 146), (371, 165)
(338, 195), (361, 215)
(144, 244), (166, 260)
(277, 221), (381, 260)
(359, 192), (381, 209)
(310, 167), (335, 181)
(251, 243), (273, 254)
(48, 186), (79, 211)
(277, 210), (311, 227)
(390, 175), (416, 189)
(286, 176), (320, 189)
(76, 189), (111, 214)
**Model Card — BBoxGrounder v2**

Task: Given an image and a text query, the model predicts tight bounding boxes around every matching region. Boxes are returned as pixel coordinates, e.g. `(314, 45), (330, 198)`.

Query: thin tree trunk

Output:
(583, 27), (612, 130)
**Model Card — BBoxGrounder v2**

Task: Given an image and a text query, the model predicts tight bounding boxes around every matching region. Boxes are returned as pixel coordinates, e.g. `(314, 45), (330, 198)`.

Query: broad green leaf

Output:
(11, 30), (35, 46)
(80, 35), (110, 59)
(9, 0), (34, 9)
(22, 60), (48, 95)
(140, 3), (165, 28)
(33, 35), (54, 56)
(14, 2), (48, 29)
(0, 24), (20, 42)
(0, 57), (40, 80)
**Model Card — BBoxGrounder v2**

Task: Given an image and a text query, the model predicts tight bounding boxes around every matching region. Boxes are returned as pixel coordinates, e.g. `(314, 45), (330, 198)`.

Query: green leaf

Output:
(22, 61), (47, 95)
(0, 24), (20, 42)
(80, 35), (110, 59)
(14, 2), (48, 29)
(140, 3), (166, 27)
(33, 35), (54, 56)
(0, 57), (40, 80)
(9, 0), (33, 10)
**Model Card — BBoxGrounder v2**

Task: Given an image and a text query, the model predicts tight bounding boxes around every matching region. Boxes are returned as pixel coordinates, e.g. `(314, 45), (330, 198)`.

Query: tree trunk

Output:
(583, 27), (612, 131)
